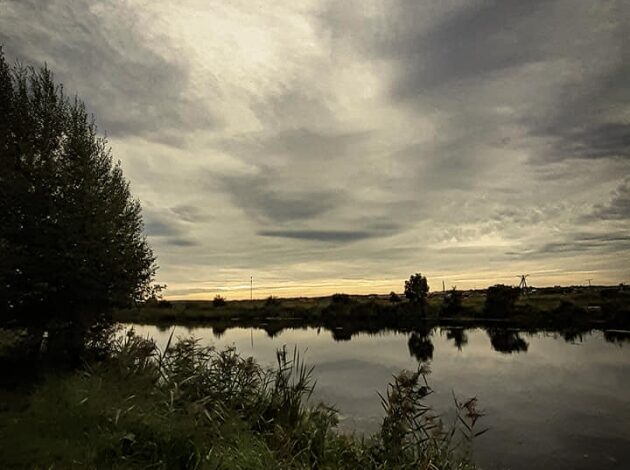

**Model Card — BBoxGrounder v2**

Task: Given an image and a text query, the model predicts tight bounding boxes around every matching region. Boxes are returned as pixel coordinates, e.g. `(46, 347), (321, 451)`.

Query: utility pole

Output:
(442, 280), (445, 293)
(250, 276), (253, 302)
(586, 278), (592, 288)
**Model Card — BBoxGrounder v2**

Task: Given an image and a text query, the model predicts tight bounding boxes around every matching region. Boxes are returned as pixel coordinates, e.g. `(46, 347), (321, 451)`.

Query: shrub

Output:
(213, 295), (227, 307)
(484, 284), (520, 317)
(0, 332), (482, 469)
(441, 288), (463, 317)
(331, 293), (351, 304)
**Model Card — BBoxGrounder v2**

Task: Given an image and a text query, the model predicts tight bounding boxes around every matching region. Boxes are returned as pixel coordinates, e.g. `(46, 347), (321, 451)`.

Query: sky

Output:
(2, 0), (629, 299)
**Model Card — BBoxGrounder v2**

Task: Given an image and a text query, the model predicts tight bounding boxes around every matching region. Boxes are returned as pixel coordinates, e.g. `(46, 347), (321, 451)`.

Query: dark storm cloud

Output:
(587, 178), (630, 221)
(171, 205), (204, 223)
(143, 208), (197, 247)
(166, 238), (198, 247)
(321, 0), (630, 163)
(258, 229), (378, 243)
(218, 127), (371, 163)
(510, 232), (630, 258)
(0, 0), (216, 140)
(529, 62), (630, 162)
(221, 173), (344, 223)
(376, 0), (553, 94)
(144, 219), (181, 238)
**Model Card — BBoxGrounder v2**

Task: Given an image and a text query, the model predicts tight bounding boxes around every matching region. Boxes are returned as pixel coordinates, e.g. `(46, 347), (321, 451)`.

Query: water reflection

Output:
(124, 322), (630, 470)
(444, 327), (468, 351)
(152, 320), (630, 358)
(408, 332), (434, 362)
(486, 329), (529, 354)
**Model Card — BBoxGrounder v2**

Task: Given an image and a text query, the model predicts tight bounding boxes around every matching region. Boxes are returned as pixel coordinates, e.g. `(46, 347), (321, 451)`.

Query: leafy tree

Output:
(213, 295), (227, 307)
(440, 287), (463, 317)
(484, 285), (520, 318)
(404, 273), (429, 308)
(0, 50), (156, 358)
(389, 291), (401, 303)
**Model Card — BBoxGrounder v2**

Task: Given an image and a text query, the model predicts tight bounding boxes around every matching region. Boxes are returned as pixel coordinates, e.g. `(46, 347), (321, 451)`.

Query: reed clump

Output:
(0, 330), (481, 469)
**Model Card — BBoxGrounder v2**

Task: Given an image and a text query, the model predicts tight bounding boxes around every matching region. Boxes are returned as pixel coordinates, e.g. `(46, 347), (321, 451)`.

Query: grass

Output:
(0, 330), (481, 469)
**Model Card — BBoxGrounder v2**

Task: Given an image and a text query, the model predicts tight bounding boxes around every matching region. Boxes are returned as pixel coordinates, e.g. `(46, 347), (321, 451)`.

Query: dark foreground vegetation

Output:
(0, 331), (482, 469)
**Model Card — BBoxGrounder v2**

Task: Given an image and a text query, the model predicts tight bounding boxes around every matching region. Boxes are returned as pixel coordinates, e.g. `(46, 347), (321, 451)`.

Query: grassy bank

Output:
(0, 331), (481, 469)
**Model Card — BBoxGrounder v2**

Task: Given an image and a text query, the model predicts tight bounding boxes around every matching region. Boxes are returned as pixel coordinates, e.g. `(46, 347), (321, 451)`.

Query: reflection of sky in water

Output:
(124, 325), (630, 470)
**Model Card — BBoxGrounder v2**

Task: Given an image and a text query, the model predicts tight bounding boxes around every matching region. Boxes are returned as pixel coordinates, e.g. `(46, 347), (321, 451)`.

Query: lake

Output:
(124, 323), (630, 470)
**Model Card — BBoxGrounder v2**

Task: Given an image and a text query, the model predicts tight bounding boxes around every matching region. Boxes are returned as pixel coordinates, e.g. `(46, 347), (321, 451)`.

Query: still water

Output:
(125, 324), (630, 470)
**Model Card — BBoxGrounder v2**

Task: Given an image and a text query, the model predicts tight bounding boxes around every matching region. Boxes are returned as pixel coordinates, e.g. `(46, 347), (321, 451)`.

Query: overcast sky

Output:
(2, 0), (629, 298)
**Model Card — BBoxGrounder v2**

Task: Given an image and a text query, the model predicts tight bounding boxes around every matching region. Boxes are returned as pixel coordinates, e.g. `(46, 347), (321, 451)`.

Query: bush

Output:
(213, 295), (227, 307)
(441, 288), (463, 317)
(484, 285), (520, 317)
(389, 291), (402, 303)
(331, 293), (352, 304)
(0, 332), (481, 469)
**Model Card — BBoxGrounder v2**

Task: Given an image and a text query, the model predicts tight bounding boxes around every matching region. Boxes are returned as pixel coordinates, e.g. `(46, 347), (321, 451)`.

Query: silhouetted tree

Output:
(389, 291), (401, 303)
(331, 293), (352, 304)
(0, 50), (156, 359)
(484, 284), (520, 318)
(213, 295), (227, 307)
(404, 273), (429, 309)
(440, 287), (463, 317)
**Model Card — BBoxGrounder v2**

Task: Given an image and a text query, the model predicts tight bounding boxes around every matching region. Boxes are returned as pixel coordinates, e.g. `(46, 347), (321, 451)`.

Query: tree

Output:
(389, 291), (401, 303)
(404, 273), (429, 309)
(484, 284), (520, 318)
(440, 287), (462, 317)
(0, 50), (156, 358)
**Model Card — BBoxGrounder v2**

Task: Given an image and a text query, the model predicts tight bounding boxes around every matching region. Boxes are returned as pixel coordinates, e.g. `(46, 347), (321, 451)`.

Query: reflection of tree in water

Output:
(444, 328), (468, 351)
(408, 332), (434, 362)
(212, 326), (227, 339)
(604, 330), (630, 346)
(263, 324), (285, 338)
(487, 329), (528, 354)
(559, 329), (587, 344)
(332, 327), (352, 341)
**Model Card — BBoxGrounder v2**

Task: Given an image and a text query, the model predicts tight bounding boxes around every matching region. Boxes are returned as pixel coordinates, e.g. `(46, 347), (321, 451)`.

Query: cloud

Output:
(2, 0), (629, 295)
(221, 172), (345, 223)
(0, 0), (218, 141)
(587, 178), (630, 221)
(258, 229), (381, 243)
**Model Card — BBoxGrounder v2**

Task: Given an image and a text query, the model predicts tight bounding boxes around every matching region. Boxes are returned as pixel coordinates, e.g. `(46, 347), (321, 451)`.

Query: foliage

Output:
(441, 288), (463, 317)
(265, 296), (281, 307)
(0, 332), (481, 469)
(0, 50), (155, 354)
(331, 293), (352, 304)
(404, 273), (429, 307)
(389, 291), (402, 303)
(484, 285), (520, 318)
(213, 295), (227, 307)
